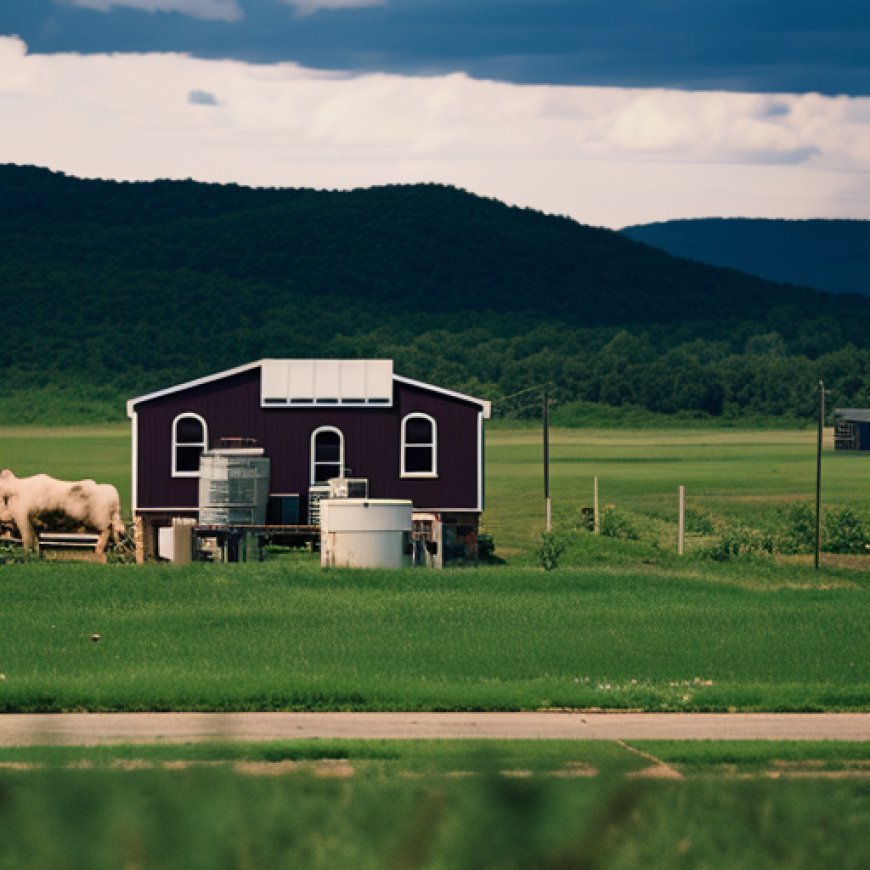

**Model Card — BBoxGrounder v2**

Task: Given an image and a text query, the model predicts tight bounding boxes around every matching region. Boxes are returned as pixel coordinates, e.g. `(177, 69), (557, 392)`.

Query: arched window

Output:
(401, 413), (437, 477)
(310, 426), (345, 484)
(172, 413), (208, 477)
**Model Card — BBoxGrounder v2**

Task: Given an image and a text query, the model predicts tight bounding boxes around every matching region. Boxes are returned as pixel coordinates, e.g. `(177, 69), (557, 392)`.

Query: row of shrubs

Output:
(704, 504), (866, 561)
(537, 501), (868, 569)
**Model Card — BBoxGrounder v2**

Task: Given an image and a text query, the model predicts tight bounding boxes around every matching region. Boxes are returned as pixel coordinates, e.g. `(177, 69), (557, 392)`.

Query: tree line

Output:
(1, 164), (869, 424)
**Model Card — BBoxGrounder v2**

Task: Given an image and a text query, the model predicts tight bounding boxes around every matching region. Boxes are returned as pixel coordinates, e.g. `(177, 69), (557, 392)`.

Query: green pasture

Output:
(485, 427), (862, 553)
(0, 425), (131, 515)
(1, 425), (869, 713)
(1, 426), (868, 867)
(3, 738), (869, 774)
(1, 740), (868, 869)
(0, 559), (867, 712)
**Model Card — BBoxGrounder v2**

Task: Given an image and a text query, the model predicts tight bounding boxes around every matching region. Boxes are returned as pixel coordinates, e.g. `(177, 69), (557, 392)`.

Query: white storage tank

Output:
(320, 499), (413, 569)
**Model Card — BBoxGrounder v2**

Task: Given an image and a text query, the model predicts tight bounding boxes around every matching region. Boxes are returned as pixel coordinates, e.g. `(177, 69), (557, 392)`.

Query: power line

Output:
(491, 383), (549, 407)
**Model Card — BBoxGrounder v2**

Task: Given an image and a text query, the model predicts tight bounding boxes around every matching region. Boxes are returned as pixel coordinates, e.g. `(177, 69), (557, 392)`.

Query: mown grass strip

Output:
(2, 739), (868, 773)
(1, 561), (867, 712)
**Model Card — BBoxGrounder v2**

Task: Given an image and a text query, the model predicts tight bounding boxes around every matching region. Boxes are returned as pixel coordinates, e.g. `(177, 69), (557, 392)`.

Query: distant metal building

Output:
(833, 409), (870, 451)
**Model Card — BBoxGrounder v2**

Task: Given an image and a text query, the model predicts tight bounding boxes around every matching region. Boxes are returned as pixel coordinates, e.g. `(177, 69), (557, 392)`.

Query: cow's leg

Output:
(13, 510), (36, 553)
(111, 511), (125, 547)
(95, 527), (110, 563)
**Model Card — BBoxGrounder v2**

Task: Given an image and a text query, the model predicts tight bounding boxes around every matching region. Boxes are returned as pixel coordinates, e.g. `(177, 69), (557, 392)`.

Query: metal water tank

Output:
(320, 499), (412, 569)
(198, 448), (271, 526)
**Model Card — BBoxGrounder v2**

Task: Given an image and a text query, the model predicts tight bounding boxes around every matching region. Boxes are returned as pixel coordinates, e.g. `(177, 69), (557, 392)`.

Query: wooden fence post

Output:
(678, 485), (685, 556)
(134, 515), (145, 564)
(593, 476), (600, 534)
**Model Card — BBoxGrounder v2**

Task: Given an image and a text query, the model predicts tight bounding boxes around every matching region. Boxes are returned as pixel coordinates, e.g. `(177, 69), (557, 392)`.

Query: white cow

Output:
(0, 469), (125, 560)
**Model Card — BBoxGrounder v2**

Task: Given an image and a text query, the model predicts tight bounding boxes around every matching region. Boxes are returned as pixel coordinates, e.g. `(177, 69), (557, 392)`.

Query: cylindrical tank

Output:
(320, 499), (413, 569)
(198, 449), (271, 526)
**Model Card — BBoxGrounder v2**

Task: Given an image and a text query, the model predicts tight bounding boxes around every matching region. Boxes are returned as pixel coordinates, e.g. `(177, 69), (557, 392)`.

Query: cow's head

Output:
(0, 474), (11, 522)
(0, 469), (16, 502)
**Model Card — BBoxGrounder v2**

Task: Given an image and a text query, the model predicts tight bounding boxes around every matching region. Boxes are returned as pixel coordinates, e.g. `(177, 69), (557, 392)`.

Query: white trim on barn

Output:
(393, 374), (491, 418)
(310, 425), (346, 485)
(477, 410), (483, 512)
(171, 412), (209, 478)
(131, 410), (139, 513)
(127, 360), (492, 419)
(126, 360), (262, 417)
(400, 412), (438, 479)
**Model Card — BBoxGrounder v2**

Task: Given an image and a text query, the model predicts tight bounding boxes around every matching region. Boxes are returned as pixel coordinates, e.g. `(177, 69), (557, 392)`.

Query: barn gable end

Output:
(127, 360), (489, 525)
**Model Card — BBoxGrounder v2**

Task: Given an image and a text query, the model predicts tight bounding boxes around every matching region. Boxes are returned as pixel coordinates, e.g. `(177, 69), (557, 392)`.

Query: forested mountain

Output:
(3, 164), (870, 424)
(622, 218), (870, 297)
(3, 165), (830, 326)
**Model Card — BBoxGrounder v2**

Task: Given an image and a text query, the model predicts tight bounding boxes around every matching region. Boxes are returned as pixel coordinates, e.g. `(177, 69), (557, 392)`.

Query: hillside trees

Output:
(2, 164), (870, 424)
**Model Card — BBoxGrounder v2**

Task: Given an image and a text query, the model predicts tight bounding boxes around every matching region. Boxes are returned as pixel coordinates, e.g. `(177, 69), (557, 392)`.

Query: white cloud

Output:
(1, 35), (867, 227)
(279, 0), (386, 15)
(65, 0), (244, 23)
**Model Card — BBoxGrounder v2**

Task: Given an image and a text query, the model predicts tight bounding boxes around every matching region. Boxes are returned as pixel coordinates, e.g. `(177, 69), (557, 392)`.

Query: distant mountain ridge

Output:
(0, 164), (828, 328)
(621, 218), (870, 297)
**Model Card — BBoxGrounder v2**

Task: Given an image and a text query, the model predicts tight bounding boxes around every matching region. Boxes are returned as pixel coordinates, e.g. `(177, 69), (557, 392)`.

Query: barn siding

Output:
(133, 369), (482, 517)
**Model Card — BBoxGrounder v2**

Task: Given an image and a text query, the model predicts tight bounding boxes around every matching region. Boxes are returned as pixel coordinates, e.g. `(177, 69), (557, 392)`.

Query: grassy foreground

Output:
(1, 740), (869, 869)
(1, 425), (868, 867)
(1, 558), (867, 712)
(1, 425), (869, 712)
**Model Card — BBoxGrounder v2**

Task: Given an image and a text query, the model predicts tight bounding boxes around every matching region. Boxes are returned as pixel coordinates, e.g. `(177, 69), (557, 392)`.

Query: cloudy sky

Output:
(2, 0), (869, 227)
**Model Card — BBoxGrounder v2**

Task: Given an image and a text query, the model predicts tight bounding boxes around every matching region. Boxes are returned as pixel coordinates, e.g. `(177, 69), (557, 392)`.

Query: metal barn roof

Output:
(834, 408), (870, 423)
(127, 359), (491, 418)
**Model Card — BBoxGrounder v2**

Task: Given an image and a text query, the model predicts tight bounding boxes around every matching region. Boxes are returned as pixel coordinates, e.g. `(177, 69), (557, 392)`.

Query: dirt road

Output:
(1, 712), (868, 745)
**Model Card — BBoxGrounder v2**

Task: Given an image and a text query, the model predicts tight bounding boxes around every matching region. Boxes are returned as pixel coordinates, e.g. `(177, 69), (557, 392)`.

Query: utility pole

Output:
(543, 385), (551, 531)
(815, 379), (825, 570)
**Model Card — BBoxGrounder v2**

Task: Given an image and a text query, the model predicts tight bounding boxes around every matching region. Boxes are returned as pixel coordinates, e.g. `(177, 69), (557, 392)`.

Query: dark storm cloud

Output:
(4, 0), (869, 95)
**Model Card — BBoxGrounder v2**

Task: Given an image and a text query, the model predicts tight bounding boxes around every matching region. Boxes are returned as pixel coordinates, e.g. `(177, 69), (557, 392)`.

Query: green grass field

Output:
(485, 427), (855, 554)
(1, 558), (867, 712)
(1, 426), (868, 713)
(1, 740), (869, 869)
(0, 425), (131, 515)
(2, 426), (868, 867)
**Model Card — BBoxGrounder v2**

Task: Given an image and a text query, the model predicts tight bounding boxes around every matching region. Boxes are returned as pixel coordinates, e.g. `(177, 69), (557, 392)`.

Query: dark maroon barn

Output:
(127, 359), (490, 563)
